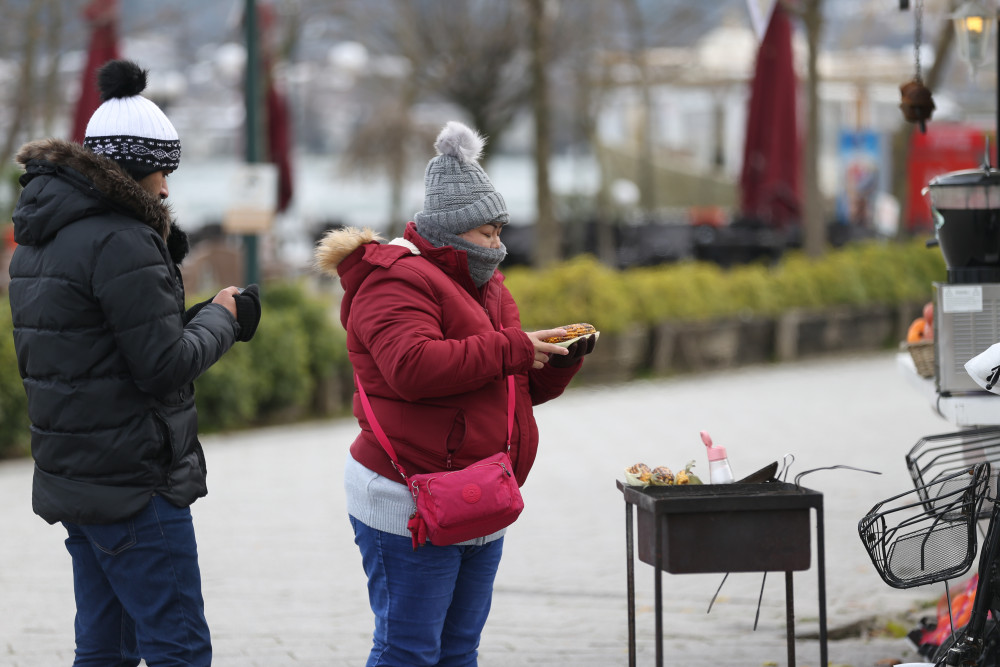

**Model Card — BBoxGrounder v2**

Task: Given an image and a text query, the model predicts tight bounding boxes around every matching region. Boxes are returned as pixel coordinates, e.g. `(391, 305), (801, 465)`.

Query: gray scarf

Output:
(418, 223), (507, 287)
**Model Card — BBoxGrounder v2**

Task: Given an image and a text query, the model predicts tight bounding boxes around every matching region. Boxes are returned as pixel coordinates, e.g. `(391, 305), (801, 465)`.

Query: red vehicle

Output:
(907, 122), (994, 232)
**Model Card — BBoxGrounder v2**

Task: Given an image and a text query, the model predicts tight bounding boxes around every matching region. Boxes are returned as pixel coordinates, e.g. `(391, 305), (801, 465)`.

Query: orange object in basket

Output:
(907, 317), (927, 343)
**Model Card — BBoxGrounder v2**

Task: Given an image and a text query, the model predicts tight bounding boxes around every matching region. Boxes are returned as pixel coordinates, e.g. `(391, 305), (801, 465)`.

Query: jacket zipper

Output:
(426, 460), (510, 495)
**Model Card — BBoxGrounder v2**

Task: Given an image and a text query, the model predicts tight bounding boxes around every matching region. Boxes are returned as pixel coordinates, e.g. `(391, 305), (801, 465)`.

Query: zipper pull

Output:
(501, 462), (511, 477)
(446, 454), (453, 469)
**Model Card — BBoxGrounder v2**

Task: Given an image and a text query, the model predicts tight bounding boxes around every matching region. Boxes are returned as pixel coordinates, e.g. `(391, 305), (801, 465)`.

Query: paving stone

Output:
(0, 352), (958, 666)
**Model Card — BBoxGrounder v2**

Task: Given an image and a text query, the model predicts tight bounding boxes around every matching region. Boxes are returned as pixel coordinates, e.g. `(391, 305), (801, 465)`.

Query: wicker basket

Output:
(907, 340), (935, 378)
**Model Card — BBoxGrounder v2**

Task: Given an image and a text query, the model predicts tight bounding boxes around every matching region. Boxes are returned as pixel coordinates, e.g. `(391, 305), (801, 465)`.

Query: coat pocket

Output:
(369, 399), (464, 460)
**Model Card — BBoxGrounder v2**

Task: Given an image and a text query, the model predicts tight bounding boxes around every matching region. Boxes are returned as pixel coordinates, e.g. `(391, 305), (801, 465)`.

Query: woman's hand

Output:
(549, 334), (597, 368)
(526, 328), (571, 369)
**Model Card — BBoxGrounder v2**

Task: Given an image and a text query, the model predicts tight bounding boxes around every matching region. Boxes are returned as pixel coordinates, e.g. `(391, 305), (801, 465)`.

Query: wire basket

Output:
(906, 339), (935, 378)
(858, 463), (990, 589)
(907, 427), (1000, 519)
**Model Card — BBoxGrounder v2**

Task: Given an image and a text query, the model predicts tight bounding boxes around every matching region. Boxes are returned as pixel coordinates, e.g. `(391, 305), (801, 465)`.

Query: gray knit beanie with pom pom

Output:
(414, 121), (508, 286)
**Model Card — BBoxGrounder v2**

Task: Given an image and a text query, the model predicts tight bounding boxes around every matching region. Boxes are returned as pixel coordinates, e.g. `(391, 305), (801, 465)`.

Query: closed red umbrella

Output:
(258, 2), (294, 212)
(739, 3), (800, 229)
(267, 80), (293, 213)
(71, 0), (120, 144)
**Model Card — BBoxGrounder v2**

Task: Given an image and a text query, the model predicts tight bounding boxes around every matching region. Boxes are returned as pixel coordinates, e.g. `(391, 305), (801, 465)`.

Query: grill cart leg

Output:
(625, 501), (636, 667)
(785, 571), (795, 667)
(817, 505), (828, 667)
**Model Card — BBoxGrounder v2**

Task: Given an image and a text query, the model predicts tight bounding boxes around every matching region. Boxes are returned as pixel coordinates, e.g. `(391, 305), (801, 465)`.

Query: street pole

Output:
(244, 0), (260, 286)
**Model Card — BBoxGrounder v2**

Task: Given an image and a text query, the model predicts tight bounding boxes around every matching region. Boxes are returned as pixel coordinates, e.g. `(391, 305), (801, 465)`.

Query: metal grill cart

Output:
(618, 480), (827, 667)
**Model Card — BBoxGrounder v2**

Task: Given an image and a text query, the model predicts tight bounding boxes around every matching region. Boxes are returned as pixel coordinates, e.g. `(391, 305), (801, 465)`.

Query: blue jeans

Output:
(350, 517), (504, 667)
(62, 495), (211, 667)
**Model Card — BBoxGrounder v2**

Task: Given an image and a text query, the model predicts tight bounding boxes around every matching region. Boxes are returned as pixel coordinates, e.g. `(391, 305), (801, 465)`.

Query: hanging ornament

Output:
(900, 0), (935, 133)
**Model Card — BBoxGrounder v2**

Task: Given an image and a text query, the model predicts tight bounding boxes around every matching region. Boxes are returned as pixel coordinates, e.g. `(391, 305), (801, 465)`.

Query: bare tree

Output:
(621, 0), (657, 214)
(327, 0), (535, 238)
(406, 2), (532, 156)
(526, 0), (558, 267)
(575, 42), (616, 264)
(38, 0), (65, 138)
(0, 2), (44, 172)
(342, 99), (437, 237)
(556, 2), (622, 266)
(339, 0), (532, 158)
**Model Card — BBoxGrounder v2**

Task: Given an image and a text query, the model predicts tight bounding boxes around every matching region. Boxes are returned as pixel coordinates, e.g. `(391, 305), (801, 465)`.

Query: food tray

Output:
(858, 463), (990, 589)
(906, 426), (1000, 519)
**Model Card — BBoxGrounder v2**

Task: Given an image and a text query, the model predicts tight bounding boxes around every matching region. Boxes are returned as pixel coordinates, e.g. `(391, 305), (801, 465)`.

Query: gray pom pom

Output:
(433, 121), (485, 164)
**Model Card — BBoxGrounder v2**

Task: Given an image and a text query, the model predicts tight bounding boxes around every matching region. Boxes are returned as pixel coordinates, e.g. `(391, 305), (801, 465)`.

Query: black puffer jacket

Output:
(8, 139), (238, 525)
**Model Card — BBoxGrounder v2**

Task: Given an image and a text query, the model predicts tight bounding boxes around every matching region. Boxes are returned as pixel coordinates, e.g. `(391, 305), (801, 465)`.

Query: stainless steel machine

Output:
(935, 282), (1000, 393)
(926, 166), (1000, 395)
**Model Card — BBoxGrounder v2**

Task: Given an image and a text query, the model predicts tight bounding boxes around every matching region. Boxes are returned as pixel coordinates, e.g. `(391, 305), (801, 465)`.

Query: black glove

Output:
(234, 284), (262, 342)
(549, 334), (597, 368)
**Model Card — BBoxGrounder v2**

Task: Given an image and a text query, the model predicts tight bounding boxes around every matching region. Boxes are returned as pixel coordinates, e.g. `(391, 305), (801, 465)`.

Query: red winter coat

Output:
(314, 223), (580, 486)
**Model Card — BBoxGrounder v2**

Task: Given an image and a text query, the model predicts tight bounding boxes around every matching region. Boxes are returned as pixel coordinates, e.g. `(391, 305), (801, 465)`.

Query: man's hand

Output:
(233, 284), (262, 342)
(211, 286), (240, 319)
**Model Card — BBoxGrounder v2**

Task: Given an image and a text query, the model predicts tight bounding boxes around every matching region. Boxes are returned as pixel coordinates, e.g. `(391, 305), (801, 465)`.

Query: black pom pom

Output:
(96, 60), (148, 101)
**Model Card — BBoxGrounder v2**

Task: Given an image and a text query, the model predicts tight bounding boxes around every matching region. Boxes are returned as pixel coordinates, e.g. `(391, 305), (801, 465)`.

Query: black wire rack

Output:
(907, 427), (1000, 519)
(858, 463), (991, 589)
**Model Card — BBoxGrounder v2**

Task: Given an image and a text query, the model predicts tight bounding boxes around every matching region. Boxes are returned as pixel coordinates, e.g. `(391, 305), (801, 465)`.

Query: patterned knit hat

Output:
(83, 60), (181, 180)
(414, 121), (508, 237)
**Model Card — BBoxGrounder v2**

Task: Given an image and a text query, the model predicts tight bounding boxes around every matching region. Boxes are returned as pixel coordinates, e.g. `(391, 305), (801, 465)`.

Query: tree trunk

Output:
(622, 0), (656, 213)
(0, 3), (40, 169)
(527, 0), (559, 267)
(569, 3), (616, 266)
(40, 0), (63, 138)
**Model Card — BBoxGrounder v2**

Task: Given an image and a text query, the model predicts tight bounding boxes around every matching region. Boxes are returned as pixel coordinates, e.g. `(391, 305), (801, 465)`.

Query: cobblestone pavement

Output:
(1, 351), (964, 666)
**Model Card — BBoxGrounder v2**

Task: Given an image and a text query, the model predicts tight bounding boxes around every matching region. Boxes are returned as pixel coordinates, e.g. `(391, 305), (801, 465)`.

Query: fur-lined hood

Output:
(314, 222), (499, 330)
(313, 226), (384, 277)
(13, 138), (183, 255)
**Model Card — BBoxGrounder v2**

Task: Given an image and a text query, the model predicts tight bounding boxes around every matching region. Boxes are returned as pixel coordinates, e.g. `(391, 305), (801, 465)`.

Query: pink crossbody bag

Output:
(355, 374), (524, 549)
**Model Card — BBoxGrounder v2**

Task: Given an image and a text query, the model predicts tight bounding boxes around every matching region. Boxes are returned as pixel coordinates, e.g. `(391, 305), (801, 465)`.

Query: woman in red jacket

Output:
(315, 121), (595, 666)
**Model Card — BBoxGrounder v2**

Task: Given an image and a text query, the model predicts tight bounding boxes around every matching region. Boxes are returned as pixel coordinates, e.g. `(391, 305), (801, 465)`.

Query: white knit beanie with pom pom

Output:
(83, 59), (181, 180)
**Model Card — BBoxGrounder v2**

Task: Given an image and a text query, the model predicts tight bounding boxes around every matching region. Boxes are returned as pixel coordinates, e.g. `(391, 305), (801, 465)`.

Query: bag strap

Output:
(355, 374), (517, 483)
(504, 375), (515, 448)
(355, 374), (409, 482)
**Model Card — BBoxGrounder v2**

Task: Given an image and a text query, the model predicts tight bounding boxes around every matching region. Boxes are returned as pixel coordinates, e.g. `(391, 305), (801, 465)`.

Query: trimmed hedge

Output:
(192, 280), (347, 432)
(504, 237), (946, 330)
(0, 302), (29, 458)
(0, 238), (947, 458)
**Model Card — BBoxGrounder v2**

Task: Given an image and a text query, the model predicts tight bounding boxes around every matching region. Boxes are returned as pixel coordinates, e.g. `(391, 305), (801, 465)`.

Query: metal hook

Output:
(754, 572), (768, 631)
(706, 572), (728, 614)
(793, 464), (882, 489)
(778, 453), (795, 482)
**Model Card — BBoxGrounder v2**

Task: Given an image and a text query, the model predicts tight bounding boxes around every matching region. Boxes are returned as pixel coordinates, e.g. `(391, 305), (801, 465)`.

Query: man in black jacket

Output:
(7, 60), (260, 667)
